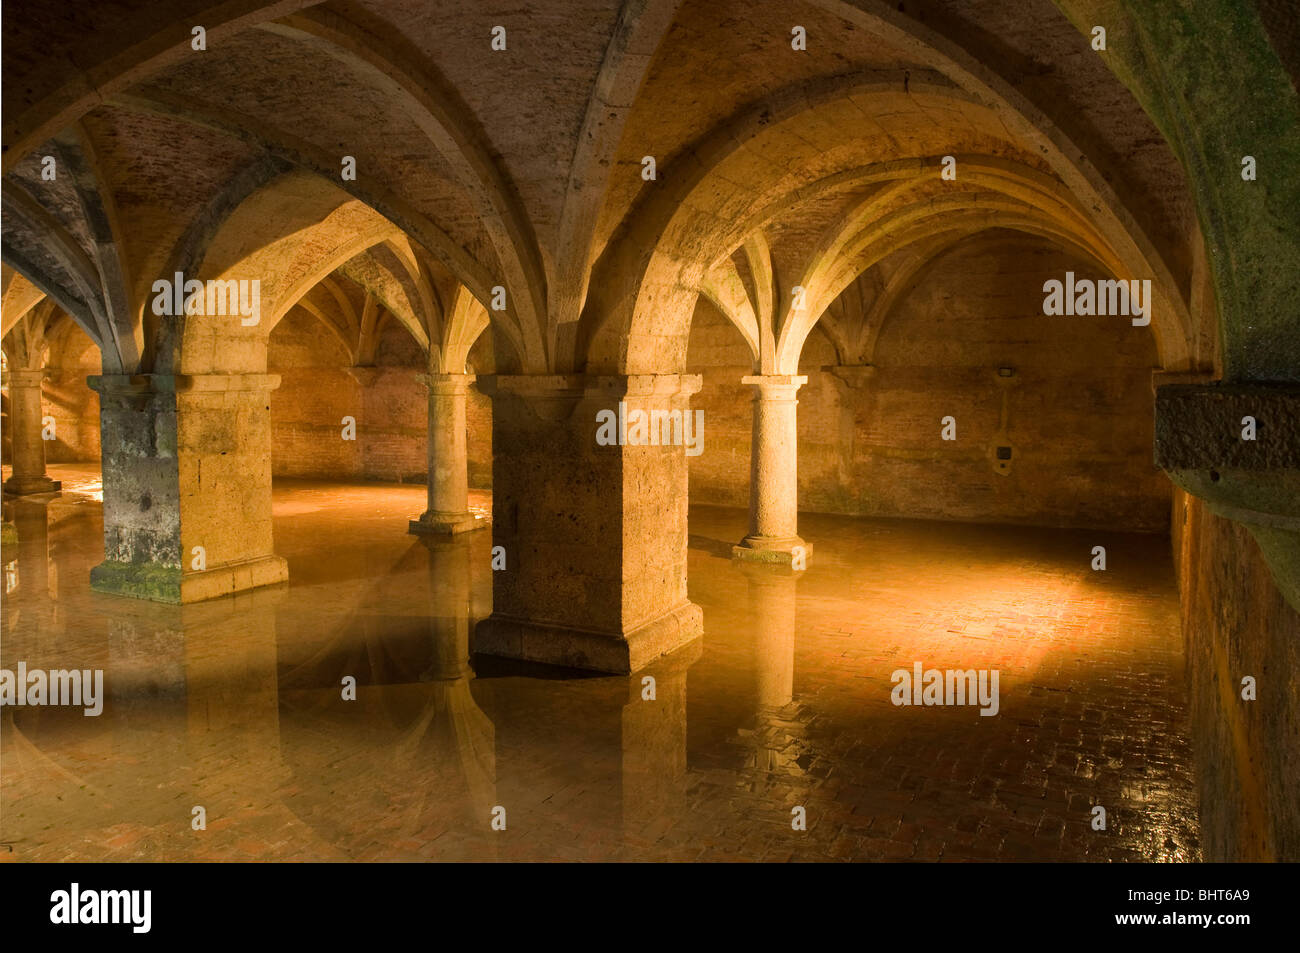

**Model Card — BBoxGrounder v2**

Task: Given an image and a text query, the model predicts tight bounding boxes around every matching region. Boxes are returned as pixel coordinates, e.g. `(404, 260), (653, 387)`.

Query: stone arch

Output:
(586, 52), (1196, 378)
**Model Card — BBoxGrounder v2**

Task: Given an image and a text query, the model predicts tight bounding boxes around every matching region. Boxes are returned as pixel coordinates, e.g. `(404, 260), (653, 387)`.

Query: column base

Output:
(3, 476), (61, 496)
(90, 554), (288, 604)
(473, 601), (703, 674)
(408, 511), (486, 535)
(732, 535), (812, 569)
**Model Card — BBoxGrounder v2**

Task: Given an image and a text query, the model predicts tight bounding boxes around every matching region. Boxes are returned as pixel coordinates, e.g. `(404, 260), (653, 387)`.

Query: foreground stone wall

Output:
(1172, 489), (1300, 861)
(687, 234), (1170, 532)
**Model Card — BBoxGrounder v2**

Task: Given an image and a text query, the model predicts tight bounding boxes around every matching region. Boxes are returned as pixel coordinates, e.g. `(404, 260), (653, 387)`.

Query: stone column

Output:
(3, 368), (60, 496)
(733, 374), (811, 568)
(473, 373), (703, 674)
(87, 373), (288, 604)
(410, 373), (482, 535)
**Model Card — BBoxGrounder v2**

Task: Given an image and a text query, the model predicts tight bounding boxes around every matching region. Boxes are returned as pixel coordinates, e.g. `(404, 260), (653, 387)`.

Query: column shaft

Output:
(410, 373), (482, 535)
(733, 374), (812, 567)
(3, 369), (60, 495)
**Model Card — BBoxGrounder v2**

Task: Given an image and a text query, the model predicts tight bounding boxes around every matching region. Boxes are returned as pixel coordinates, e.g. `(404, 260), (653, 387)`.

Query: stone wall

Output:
(1172, 488), (1300, 861)
(44, 323), (103, 463)
(0, 321), (101, 465)
(266, 308), (492, 486)
(686, 234), (1171, 532)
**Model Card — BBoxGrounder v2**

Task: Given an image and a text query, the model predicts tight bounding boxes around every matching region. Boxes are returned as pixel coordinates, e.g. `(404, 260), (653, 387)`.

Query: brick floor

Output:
(0, 465), (1200, 861)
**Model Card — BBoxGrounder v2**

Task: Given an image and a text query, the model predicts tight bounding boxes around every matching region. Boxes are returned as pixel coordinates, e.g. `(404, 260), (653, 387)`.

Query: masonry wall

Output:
(267, 308), (492, 485)
(0, 322), (101, 465)
(686, 234), (1170, 532)
(1172, 489), (1300, 861)
(45, 324), (102, 463)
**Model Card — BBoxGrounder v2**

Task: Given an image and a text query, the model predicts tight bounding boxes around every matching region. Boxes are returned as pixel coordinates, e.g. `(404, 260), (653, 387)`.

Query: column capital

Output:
(6, 368), (47, 387)
(586, 373), (702, 402)
(88, 372), (281, 395)
(478, 373), (702, 422)
(416, 372), (477, 396)
(823, 365), (875, 389)
(741, 374), (808, 400)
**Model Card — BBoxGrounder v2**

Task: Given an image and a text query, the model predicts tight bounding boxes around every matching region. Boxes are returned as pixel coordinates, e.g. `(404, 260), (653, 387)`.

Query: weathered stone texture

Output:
(1173, 489), (1300, 861)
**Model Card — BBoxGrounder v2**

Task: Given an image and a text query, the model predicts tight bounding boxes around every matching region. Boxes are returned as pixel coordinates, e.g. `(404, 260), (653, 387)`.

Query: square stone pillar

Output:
(473, 374), (703, 673)
(87, 373), (287, 603)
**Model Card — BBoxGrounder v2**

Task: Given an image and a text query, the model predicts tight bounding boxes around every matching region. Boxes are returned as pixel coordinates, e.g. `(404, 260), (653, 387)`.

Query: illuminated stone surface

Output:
(1, 466), (1198, 861)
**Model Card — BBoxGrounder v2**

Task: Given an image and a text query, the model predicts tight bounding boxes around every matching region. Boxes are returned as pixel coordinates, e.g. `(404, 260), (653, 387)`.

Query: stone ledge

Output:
(91, 554), (288, 604)
(733, 535), (812, 569)
(408, 511), (486, 535)
(3, 477), (62, 496)
(1155, 383), (1300, 470)
(472, 601), (703, 674)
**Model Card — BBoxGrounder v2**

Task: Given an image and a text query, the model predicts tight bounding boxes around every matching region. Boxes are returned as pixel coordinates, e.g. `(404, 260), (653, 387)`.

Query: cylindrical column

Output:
(410, 373), (482, 535)
(732, 374), (811, 567)
(3, 369), (59, 496)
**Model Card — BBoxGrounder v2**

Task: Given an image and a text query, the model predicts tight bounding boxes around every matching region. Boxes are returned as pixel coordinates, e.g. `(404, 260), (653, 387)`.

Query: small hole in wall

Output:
(140, 493), (152, 512)
(996, 446), (1012, 460)
(1210, 470), (1220, 482)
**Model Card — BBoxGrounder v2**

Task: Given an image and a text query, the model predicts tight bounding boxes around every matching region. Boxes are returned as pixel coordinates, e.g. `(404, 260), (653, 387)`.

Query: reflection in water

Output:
(1, 469), (1202, 861)
(736, 562), (799, 776)
(276, 535), (498, 859)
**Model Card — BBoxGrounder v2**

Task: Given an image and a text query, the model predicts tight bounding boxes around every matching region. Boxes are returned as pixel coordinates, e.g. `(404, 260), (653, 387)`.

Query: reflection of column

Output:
(733, 374), (811, 568)
(737, 562), (797, 709)
(1, 518), (16, 600)
(621, 639), (701, 834)
(4, 499), (54, 649)
(3, 369), (60, 496)
(184, 588), (289, 811)
(390, 536), (495, 848)
(410, 374), (482, 536)
(421, 536), (474, 680)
